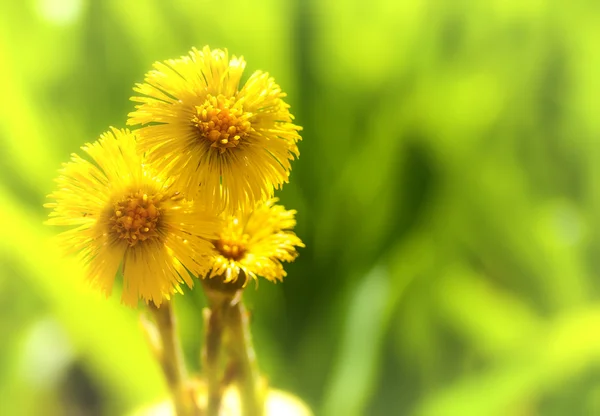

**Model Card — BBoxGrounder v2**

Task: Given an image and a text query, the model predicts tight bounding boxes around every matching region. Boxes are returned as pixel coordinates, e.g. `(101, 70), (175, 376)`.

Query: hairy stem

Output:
(203, 304), (226, 416)
(201, 275), (264, 415)
(227, 298), (263, 416)
(147, 301), (194, 416)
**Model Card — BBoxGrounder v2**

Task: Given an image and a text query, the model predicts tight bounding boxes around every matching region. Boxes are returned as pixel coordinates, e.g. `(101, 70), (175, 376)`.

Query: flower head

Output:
(127, 46), (302, 214)
(208, 199), (304, 284)
(45, 128), (219, 306)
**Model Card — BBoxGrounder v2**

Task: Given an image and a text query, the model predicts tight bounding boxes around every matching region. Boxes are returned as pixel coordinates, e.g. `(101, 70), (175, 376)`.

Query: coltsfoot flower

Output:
(45, 128), (219, 306)
(208, 199), (304, 284)
(127, 46), (302, 214)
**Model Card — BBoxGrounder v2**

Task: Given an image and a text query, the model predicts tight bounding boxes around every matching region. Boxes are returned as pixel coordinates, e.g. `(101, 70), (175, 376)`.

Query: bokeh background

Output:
(2, 0), (600, 415)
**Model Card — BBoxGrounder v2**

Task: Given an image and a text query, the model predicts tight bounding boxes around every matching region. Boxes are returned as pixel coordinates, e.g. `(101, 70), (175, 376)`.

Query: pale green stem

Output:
(203, 304), (226, 416)
(201, 276), (264, 416)
(226, 298), (263, 416)
(148, 301), (195, 416)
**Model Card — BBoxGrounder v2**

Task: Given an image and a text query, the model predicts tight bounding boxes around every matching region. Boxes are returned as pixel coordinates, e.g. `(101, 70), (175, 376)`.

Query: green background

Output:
(2, 0), (600, 415)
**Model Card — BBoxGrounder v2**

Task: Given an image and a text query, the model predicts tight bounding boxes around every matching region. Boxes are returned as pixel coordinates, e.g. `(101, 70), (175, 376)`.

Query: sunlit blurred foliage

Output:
(1, 0), (600, 415)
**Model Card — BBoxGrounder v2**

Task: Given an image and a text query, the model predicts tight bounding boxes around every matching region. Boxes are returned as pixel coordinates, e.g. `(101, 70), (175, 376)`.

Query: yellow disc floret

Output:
(214, 222), (250, 261)
(192, 94), (252, 153)
(110, 190), (163, 246)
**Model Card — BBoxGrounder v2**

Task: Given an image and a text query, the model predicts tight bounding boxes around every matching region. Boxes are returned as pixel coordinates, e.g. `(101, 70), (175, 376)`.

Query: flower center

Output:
(110, 190), (163, 246)
(192, 94), (252, 153)
(215, 230), (249, 261)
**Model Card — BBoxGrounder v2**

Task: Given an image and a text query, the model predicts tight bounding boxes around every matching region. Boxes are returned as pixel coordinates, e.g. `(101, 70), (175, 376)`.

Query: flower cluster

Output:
(46, 46), (303, 306)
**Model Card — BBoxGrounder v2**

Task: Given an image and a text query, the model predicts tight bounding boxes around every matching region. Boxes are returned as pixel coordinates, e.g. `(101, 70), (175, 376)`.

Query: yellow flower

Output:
(127, 46), (302, 214)
(45, 128), (219, 306)
(208, 199), (304, 284)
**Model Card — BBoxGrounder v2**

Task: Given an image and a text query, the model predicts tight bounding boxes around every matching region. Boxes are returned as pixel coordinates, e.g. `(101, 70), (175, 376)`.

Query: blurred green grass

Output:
(2, 0), (600, 415)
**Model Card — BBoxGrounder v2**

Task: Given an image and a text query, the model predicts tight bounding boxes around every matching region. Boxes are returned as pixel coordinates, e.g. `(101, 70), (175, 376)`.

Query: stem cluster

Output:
(144, 274), (264, 416)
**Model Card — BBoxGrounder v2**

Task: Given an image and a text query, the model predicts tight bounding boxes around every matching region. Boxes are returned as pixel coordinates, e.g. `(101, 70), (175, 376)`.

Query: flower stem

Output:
(203, 303), (226, 416)
(227, 298), (263, 416)
(147, 301), (195, 416)
(201, 276), (264, 415)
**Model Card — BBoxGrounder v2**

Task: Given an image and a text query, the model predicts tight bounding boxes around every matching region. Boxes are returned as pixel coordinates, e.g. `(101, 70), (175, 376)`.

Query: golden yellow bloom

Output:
(208, 199), (304, 284)
(45, 128), (219, 306)
(127, 46), (302, 214)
